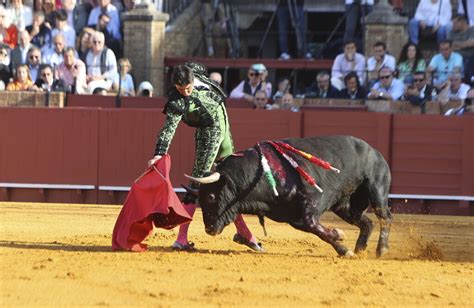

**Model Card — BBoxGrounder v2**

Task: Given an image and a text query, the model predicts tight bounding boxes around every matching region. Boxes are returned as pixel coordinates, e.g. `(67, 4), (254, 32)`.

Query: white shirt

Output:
(42, 46), (64, 67)
(414, 0), (452, 26)
(6, 5), (33, 31)
(371, 78), (405, 101)
(229, 80), (272, 99)
(113, 73), (135, 95)
(51, 25), (76, 48)
(448, 83), (470, 100)
(86, 49), (117, 80)
(367, 54), (396, 72)
(332, 52), (366, 85)
(345, 0), (374, 4)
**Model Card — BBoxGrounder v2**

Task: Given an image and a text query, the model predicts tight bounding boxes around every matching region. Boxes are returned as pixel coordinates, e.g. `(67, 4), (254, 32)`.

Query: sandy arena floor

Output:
(0, 202), (473, 307)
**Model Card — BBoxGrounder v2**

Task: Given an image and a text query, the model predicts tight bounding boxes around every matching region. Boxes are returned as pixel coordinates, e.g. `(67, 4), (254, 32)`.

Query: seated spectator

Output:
(272, 77), (291, 100)
(397, 42), (426, 83)
(112, 57), (135, 96)
(26, 46), (42, 82)
(41, 0), (57, 29)
(367, 41), (396, 84)
(10, 30), (33, 73)
(87, 0), (121, 41)
(6, 0), (33, 31)
(367, 67), (404, 100)
(0, 44), (12, 87)
(85, 31), (117, 92)
(253, 90), (272, 109)
(42, 33), (67, 67)
(137, 81), (153, 97)
(76, 27), (94, 63)
(427, 40), (463, 87)
(92, 86), (107, 95)
(331, 40), (366, 90)
(51, 9), (76, 48)
(26, 11), (51, 50)
(446, 72), (470, 101)
(403, 71), (436, 106)
(230, 63), (272, 102)
(448, 14), (474, 59)
(209, 71), (222, 85)
(0, 5), (19, 49)
(56, 46), (87, 93)
(93, 13), (122, 58)
(34, 63), (67, 91)
(6, 64), (36, 91)
(305, 71), (339, 98)
(408, 0), (452, 45)
(61, 0), (92, 35)
(281, 92), (300, 112)
(338, 71), (367, 99)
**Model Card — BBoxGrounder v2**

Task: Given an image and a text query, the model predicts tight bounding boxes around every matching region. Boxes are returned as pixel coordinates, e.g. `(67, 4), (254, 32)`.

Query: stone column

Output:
(364, 0), (408, 60)
(122, 3), (169, 96)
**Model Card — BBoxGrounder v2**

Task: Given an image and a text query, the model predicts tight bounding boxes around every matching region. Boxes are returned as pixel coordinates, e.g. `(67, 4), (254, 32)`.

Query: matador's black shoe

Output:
(171, 241), (196, 251)
(233, 234), (264, 252)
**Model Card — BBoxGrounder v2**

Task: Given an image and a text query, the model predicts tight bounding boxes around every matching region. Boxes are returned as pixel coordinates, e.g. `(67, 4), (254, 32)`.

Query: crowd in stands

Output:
(0, 0), (473, 116)
(0, 0), (154, 96)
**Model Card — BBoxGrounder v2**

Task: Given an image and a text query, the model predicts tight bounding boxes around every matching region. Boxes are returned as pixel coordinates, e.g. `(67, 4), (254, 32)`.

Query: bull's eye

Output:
(208, 193), (216, 202)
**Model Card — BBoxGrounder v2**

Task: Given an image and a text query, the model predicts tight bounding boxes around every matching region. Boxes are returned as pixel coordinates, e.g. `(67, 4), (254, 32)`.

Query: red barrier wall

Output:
(0, 107), (472, 215)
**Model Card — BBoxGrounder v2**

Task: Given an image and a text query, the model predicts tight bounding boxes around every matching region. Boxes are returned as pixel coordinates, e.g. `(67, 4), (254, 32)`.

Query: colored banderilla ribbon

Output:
(257, 143), (279, 196)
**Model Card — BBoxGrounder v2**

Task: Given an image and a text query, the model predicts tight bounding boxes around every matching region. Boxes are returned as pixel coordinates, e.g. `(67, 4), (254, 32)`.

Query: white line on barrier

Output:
(0, 183), (95, 190)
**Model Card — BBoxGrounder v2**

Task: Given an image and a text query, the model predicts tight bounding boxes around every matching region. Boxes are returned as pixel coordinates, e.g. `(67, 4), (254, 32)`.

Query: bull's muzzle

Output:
(205, 226), (219, 236)
(185, 172), (221, 184)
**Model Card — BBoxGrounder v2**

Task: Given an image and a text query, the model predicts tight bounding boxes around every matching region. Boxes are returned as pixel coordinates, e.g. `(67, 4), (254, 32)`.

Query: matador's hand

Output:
(148, 155), (162, 167)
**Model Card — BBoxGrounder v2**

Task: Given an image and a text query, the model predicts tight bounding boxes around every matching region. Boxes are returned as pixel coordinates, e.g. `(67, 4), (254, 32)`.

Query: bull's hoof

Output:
(376, 246), (389, 258)
(354, 245), (368, 254)
(334, 228), (346, 241)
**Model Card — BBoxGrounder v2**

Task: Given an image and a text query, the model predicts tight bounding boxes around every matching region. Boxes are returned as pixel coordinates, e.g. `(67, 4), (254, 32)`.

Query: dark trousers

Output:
(277, 3), (307, 55)
(343, 4), (374, 43)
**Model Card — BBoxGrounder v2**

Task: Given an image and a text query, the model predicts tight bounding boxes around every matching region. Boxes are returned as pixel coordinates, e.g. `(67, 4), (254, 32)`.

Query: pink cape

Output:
(112, 154), (192, 252)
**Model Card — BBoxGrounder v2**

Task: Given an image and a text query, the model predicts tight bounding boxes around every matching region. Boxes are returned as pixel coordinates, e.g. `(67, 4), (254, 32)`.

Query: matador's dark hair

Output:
(171, 65), (194, 86)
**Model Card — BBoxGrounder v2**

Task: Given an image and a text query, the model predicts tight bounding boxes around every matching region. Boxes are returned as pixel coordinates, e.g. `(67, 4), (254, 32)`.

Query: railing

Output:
(162, 0), (194, 23)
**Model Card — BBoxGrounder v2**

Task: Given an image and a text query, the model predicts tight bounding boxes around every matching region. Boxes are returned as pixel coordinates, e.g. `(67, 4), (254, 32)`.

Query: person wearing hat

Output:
(147, 62), (263, 252)
(230, 63), (272, 102)
(137, 81), (153, 97)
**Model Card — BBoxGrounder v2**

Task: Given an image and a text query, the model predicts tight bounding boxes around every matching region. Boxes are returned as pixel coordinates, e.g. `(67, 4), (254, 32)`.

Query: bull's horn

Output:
(181, 184), (198, 195)
(185, 172), (221, 184)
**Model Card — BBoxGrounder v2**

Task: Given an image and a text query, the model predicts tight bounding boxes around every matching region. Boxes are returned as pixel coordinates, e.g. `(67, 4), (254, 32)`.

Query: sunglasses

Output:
(255, 98), (266, 101)
(93, 41), (103, 44)
(29, 55), (40, 59)
(379, 75), (392, 80)
(249, 72), (260, 77)
(413, 78), (424, 82)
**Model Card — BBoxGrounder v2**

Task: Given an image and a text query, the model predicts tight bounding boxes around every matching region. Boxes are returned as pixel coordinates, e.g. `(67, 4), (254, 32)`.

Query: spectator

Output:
(367, 67), (404, 100)
(281, 92), (300, 112)
(42, 33), (65, 67)
(209, 71), (222, 85)
(122, 0), (136, 12)
(253, 89), (271, 109)
(56, 46), (87, 93)
(61, 0), (92, 35)
(338, 71), (367, 99)
(397, 42), (426, 83)
(403, 71), (436, 106)
(0, 45), (12, 88)
(92, 86), (107, 95)
(448, 14), (474, 59)
(343, 0), (374, 43)
(457, 0), (474, 26)
(230, 63), (272, 102)
(427, 40), (463, 87)
(26, 11), (51, 49)
(276, 0), (312, 60)
(137, 81), (153, 97)
(0, 5), (19, 49)
(367, 41), (396, 84)
(51, 9), (76, 48)
(112, 57), (135, 96)
(41, 0), (57, 29)
(6, 64), (36, 90)
(76, 27), (94, 63)
(93, 13), (121, 58)
(26, 46), (41, 82)
(85, 31), (117, 92)
(34, 63), (67, 91)
(10, 30), (33, 72)
(446, 72), (470, 101)
(200, 0), (231, 57)
(6, 0), (33, 31)
(87, 0), (121, 41)
(331, 40), (366, 90)
(272, 77), (290, 100)
(408, 0), (452, 45)
(305, 71), (339, 98)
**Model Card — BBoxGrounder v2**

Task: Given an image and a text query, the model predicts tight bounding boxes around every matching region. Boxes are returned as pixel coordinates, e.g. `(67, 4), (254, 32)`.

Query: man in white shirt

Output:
(42, 34), (66, 67)
(366, 41), (396, 84)
(85, 31), (117, 92)
(51, 9), (76, 48)
(368, 67), (404, 101)
(87, 0), (121, 41)
(409, 0), (453, 45)
(446, 72), (470, 101)
(331, 40), (366, 90)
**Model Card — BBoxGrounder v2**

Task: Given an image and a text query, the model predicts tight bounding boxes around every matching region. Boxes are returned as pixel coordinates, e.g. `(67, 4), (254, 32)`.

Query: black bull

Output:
(186, 135), (393, 257)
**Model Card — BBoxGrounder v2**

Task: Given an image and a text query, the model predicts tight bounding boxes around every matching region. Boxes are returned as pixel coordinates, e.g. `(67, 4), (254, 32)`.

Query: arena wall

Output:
(0, 106), (472, 215)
